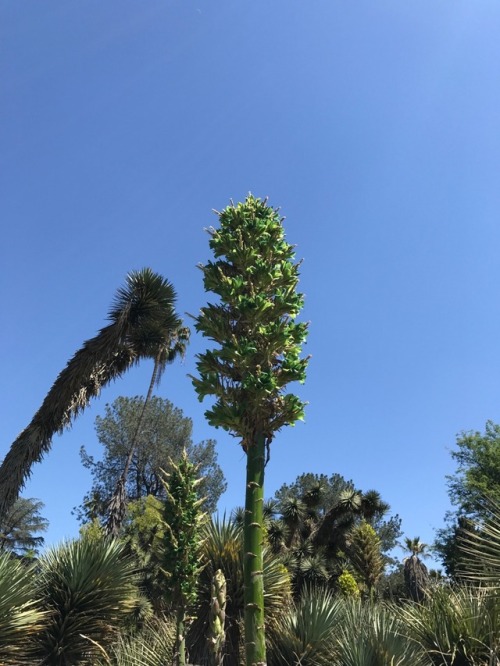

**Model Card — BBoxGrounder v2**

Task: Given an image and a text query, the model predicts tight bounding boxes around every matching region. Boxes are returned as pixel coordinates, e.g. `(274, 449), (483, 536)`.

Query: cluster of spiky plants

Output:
(0, 553), (46, 664)
(34, 536), (139, 664)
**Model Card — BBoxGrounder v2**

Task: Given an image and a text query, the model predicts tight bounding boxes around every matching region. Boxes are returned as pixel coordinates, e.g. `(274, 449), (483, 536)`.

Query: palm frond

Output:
(457, 498), (500, 587)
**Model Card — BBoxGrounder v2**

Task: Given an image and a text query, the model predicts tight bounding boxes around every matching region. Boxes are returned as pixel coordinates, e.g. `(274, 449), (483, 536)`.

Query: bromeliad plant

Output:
(192, 195), (309, 666)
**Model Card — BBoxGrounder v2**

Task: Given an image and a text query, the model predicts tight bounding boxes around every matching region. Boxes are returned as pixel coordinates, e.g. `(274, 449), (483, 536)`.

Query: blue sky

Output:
(2, 1), (500, 563)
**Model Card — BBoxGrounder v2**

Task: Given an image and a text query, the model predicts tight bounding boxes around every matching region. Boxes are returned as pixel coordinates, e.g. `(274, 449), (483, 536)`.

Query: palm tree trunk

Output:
(243, 433), (267, 666)
(105, 352), (161, 537)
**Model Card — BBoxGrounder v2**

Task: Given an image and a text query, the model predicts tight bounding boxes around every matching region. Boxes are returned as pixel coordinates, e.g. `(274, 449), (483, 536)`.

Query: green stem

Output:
(244, 433), (267, 666)
(176, 604), (186, 666)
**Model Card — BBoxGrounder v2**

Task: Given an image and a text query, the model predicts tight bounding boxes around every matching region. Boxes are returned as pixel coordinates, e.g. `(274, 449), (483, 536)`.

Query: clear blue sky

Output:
(2, 1), (500, 563)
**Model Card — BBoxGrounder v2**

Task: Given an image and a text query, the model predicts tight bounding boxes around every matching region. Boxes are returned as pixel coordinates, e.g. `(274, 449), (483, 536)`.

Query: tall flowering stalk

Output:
(192, 195), (309, 665)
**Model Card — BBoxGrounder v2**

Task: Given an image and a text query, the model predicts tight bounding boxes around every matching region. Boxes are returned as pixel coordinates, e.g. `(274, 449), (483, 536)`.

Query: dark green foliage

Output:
(0, 497), (48, 556)
(270, 472), (399, 595)
(78, 395), (226, 522)
(436, 421), (500, 577)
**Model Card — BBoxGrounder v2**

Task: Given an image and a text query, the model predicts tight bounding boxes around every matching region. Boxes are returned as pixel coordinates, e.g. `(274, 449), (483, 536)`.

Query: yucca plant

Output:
(268, 585), (341, 666)
(0, 552), (46, 664)
(336, 598), (429, 666)
(400, 584), (500, 665)
(34, 535), (139, 664)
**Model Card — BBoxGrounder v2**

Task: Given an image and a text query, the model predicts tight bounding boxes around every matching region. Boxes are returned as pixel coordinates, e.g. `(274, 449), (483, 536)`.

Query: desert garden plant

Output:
(193, 195), (309, 665)
(34, 535), (139, 665)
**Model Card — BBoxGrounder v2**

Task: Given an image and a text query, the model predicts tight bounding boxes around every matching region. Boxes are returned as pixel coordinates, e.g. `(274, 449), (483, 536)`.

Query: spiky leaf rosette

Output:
(192, 195), (309, 448)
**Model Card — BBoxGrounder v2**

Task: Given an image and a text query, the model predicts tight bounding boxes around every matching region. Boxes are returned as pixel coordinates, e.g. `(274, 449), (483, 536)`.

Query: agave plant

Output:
(33, 536), (139, 665)
(0, 552), (46, 664)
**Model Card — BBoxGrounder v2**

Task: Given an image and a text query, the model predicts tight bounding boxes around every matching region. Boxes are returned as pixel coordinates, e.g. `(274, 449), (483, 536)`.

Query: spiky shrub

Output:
(98, 617), (176, 666)
(336, 598), (429, 666)
(187, 516), (292, 666)
(0, 552), (45, 664)
(34, 536), (138, 665)
(193, 195), (309, 665)
(268, 585), (341, 666)
(400, 584), (500, 665)
(159, 451), (206, 666)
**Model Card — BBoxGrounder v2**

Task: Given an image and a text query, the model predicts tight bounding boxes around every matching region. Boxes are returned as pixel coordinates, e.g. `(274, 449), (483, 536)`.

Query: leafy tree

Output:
(193, 196), (309, 666)
(0, 268), (182, 518)
(447, 421), (500, 516)
(435, 421), (500, 576)
(78, 396), (226, 522)
(158, 451), (206, 666)
(0, 497), (48, 556)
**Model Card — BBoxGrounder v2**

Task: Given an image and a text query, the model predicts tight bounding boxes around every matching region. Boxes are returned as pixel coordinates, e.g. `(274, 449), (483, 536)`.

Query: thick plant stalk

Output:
(244, 434), (267, 666)
(208, 569), (227, 666)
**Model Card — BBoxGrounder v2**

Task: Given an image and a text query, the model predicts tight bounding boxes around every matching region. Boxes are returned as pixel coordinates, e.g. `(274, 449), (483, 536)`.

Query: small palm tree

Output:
(403, 537), (430, 602)
(0, 268), (183, 518)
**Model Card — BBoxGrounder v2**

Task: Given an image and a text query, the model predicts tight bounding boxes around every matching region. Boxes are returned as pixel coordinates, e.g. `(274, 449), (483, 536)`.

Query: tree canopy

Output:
(435, 421), (500, 577)
(77, 396), (226, 522)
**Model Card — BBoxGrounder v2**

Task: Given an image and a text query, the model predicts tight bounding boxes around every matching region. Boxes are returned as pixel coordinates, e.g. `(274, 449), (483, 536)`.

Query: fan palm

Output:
(0, 268), (184, 518)
(403, 537), (430, 602)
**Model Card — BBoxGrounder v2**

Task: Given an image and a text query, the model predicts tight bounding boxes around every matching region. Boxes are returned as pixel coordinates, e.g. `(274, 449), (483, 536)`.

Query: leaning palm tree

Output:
(105, 322), (189, 536)
(0, 268), (184, 519)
